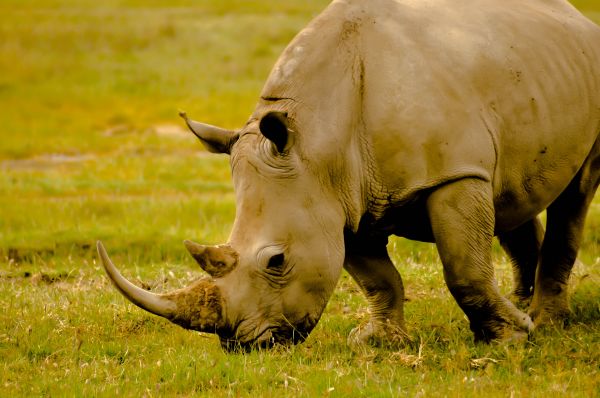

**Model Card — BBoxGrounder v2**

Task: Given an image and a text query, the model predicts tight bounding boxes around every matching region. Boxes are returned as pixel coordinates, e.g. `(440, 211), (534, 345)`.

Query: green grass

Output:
(1, 0), (599, 396)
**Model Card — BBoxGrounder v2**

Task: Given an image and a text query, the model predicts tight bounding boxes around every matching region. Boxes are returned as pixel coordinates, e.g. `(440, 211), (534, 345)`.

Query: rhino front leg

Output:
(427, 178), (533, 342)
(498, 217), (544, 308)
(343, 234), (409, 348)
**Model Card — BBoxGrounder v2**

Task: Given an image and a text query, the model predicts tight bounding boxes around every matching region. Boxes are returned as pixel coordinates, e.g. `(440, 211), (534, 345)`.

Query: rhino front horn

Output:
(184, 240), (238, 278)
(97, 241), (225, 333)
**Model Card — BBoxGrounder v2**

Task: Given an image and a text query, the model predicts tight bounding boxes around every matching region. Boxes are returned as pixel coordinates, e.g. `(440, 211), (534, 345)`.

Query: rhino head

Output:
(98, 109), (350, 350)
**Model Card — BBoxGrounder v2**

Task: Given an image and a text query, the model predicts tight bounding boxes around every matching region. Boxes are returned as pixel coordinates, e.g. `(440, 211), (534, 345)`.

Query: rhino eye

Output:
(267, 253), (285, 270)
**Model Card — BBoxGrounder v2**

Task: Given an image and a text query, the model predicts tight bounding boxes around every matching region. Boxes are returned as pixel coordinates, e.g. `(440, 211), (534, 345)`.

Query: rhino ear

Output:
(259, 111), (291, 153)
(179, 111), (238, 155)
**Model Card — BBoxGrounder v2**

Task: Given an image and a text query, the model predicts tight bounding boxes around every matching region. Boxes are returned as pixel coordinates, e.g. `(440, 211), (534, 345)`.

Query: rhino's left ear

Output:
(259, 111), (293, 153)
(179, 111), (238, 155)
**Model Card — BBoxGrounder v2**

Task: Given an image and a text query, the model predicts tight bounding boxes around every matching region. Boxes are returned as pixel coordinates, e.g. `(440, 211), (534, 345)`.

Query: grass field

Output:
(1, 0), (599, 396)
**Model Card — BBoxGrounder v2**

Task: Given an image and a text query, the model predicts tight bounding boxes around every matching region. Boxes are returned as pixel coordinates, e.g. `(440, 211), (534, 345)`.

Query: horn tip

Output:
(96, 240), (105, 254)
(96, 241), (112, 272)
(178, 110), (188, 120)
(183, 239), (206, 256)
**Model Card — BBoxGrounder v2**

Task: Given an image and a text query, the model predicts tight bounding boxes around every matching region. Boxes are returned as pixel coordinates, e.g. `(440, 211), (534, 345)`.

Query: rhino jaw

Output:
(97, 241), (225, 334)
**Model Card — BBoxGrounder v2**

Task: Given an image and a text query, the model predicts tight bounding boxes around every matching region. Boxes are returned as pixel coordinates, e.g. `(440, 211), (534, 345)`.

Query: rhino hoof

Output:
(507, 292), (533, 310)
(493, 329), (530, 345)
(347, 321), (411, 351)
(528, 306), (571, 328)
(522, 313), (535, 333)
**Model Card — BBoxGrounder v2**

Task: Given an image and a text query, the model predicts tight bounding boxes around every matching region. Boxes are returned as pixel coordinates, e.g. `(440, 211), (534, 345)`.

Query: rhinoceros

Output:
(97, 0), (600, 350)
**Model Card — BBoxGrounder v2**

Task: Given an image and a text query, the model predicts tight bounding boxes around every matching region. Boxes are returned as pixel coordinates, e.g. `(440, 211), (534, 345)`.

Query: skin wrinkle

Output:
(261, 96), (298, 103)
(256, 139), (298, 178)
(233, 109), (303, 181)
(479, 111), (500, 186)
(256, 254), (296, 290)
(231, 315), (269, 345)
(363, 278), (397, 319)
(310, 199), (345, 289)
(343, 54), (373, 231)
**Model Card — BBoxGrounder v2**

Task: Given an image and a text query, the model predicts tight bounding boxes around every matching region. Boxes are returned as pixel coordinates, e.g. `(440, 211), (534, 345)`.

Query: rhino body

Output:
(99, 0), (600, 349)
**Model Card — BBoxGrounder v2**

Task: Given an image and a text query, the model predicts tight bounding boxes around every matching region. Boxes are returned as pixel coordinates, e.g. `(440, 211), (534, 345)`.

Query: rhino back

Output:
(260, 0), (600, 231)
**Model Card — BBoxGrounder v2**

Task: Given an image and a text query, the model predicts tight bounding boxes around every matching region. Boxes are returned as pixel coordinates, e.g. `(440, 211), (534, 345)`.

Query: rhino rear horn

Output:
(184, 240), (238, 278)
(179, 111), (238, 154)
(97, 241), (225, 333)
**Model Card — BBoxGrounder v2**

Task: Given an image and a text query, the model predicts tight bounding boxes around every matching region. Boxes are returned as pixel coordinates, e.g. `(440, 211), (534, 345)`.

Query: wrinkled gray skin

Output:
(99, 0), (600, 350)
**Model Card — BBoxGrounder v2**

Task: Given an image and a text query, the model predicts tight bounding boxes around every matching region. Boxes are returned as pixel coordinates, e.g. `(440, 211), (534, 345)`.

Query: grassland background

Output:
(0, 0), (598, 396)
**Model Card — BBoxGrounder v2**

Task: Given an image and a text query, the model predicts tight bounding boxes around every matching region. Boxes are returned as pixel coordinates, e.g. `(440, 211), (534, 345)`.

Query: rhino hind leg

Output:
(529, 137), (600, 326)
(498, 217), (544, 308)
(427, 178), (533, 343)
(343, 234), (409, 349)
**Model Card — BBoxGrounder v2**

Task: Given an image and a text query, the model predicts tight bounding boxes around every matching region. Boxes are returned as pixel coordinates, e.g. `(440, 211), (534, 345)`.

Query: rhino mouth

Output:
(220, 318), (315, 352)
